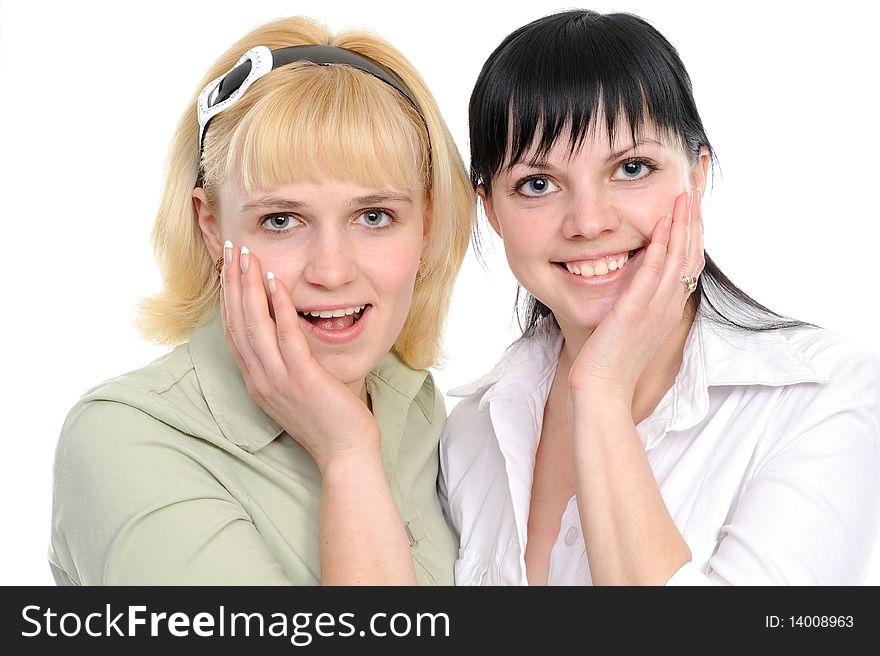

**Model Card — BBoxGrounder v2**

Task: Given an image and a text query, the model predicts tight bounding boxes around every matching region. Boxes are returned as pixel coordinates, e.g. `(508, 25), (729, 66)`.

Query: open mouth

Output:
(296, 304), (370, 331)
(554, 248), (644, 278)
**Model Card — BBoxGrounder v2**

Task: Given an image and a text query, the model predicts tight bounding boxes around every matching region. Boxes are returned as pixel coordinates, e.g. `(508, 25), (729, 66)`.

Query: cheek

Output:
(496, 208), (556, 258)
(611, 186), (679, 237)
(252, 250), (304, 289)
(363, 240), (421, 292)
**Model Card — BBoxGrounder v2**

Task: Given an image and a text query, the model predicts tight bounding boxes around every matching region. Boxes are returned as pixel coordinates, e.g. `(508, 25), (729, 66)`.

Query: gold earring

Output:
(215, 256), (224, 276)
(416, 257), (426, 279)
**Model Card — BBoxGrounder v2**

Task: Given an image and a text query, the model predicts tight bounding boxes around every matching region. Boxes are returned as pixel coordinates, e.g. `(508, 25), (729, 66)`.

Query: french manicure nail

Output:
(223, 240), (232, 267)
(266, 271), (276, 293)
(240, 246), (250, 273)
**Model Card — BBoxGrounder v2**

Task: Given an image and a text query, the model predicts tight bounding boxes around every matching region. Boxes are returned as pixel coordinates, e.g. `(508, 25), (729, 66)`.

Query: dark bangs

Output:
(469, 10), (712, 193)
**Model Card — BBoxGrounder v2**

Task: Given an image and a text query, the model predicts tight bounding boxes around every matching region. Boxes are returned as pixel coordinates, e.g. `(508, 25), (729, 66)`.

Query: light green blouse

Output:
(49, 314), (457, 585)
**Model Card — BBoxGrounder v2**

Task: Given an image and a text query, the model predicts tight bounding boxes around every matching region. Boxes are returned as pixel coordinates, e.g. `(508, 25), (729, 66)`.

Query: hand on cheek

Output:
(219, 242), (380, 473)
(568, 186), (705, 400)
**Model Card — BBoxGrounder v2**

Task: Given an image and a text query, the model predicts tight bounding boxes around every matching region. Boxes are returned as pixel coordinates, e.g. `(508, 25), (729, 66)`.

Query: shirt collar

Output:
(449, 313), (830, 449)
(189, 314), (283, 452)
(188, 314), (433, 455)
(448, 319), (563, 410)
(368, 350), (433, 477)
(636, 316), (830, 449)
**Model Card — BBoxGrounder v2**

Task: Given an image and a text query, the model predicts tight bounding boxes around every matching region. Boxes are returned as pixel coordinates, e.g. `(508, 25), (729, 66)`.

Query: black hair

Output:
(469, 9), (806, 336)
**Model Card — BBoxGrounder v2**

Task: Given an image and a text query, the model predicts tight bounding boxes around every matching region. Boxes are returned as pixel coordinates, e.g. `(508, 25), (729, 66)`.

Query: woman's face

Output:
(484, 123), (707, 336)
(198, 177), (428, 385)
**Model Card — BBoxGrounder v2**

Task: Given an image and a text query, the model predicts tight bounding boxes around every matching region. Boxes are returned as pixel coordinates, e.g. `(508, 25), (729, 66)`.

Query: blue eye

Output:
(261, 213), (298, 232)
(517, 176), (559, 197)
(357, 209), (393, 229)
(614, 159), (657, 181)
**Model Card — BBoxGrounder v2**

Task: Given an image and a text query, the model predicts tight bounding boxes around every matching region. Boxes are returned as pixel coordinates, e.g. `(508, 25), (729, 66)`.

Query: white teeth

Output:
(564, 252), (630, 278)
(301, 305), (366, 318)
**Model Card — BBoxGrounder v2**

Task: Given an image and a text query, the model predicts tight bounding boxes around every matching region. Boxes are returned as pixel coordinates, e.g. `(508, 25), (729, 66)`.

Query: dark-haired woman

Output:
(440, 10), (880, 585)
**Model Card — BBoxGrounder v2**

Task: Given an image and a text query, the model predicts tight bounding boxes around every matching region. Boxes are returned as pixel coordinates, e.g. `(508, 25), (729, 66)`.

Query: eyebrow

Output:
(350, 192), (413, 207)
(240, 196), (306, 213)
(240, 192), (413, 213)
(508, 138), (666, 172)
(604, 138), (664, 163)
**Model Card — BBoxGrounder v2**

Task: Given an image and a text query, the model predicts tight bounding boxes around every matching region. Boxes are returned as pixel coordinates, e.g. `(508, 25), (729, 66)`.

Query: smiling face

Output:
(484, 121), (706, 337)
(201, 177), (427, 386)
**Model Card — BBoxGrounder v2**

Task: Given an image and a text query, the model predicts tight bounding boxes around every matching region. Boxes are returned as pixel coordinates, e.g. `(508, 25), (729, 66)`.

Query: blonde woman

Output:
(49, 16), (472, 585)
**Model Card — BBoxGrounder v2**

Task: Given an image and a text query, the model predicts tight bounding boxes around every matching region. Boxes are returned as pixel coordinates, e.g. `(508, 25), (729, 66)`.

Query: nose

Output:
(561, 187), (620, 240)
(301, 227), (358, 289)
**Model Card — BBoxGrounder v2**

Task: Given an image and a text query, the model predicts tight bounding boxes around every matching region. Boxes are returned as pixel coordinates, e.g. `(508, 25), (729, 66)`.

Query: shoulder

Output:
(51, 347), (242, 584)
(56, 344), (216, 480)
(753, 325), (880, 457)
(77, 342), (199, 407)
(781, 325), (880, 387)
(64, 343), (211, 441)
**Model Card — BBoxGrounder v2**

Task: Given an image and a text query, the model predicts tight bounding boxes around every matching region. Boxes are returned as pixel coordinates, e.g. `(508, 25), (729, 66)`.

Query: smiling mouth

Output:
(554, 248), (644, 278)
(297, 304), (369, 330)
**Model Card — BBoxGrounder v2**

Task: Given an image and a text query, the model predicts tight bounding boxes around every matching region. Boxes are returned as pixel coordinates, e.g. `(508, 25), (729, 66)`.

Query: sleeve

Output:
(667, 358), (880, 586)
(50, 399), (296, 585)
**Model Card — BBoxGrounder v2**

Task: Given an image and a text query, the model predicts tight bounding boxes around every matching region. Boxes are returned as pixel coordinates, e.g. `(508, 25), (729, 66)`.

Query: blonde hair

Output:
(137, 17), (473, 369)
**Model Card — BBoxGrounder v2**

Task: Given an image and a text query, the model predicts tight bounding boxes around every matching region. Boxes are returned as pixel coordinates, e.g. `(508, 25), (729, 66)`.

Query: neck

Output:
(556, 306), (697, 424)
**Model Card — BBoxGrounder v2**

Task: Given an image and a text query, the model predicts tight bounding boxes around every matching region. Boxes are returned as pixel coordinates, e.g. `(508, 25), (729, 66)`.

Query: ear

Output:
(691, 146), (710, 191)
(193, 187), (222, 259)
(477, 185), (502, 238)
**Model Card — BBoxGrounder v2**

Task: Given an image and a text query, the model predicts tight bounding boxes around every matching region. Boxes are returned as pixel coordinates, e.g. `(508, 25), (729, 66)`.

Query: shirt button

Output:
(564, 527), (579, 546)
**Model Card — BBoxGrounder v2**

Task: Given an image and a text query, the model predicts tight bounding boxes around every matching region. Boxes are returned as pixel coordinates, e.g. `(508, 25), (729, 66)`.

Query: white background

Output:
(2, 0), (879, 585)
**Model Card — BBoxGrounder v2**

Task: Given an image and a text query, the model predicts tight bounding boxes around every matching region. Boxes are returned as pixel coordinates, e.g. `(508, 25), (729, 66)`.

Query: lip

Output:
(554, 247), (645, 287)
(296, 303), (367, 313)
(559, 248), (640, 263)
(298, 304), (372, 345)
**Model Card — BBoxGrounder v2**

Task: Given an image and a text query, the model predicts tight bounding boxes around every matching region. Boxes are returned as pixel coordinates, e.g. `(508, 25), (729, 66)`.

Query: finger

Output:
(621, 211), (672, 307)
(223, 245), (267, 380)
(265, 273), (313, 374)
(657, 191), (693, 298)
(688, 185), (705, 276)
(219, 273), (251, 377)
(238, 247), (288, 381)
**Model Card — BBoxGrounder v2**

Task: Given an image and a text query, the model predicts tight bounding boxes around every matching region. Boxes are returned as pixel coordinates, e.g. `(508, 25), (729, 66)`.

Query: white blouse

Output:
(439, 315), (880, 585)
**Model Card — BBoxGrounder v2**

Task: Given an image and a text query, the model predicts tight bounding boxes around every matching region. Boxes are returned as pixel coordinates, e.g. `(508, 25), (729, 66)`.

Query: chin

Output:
(556, 296), (616, 332)
(313, 351), (376, 385)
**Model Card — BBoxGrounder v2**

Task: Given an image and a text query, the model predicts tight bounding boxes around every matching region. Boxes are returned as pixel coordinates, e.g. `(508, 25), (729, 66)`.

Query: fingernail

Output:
(665, 214), (673, 228)
(266, 271), (276, 293)
(240, 246), (249, 273)
(687, 189), (694, 209)
(223, 240), (232, 268)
